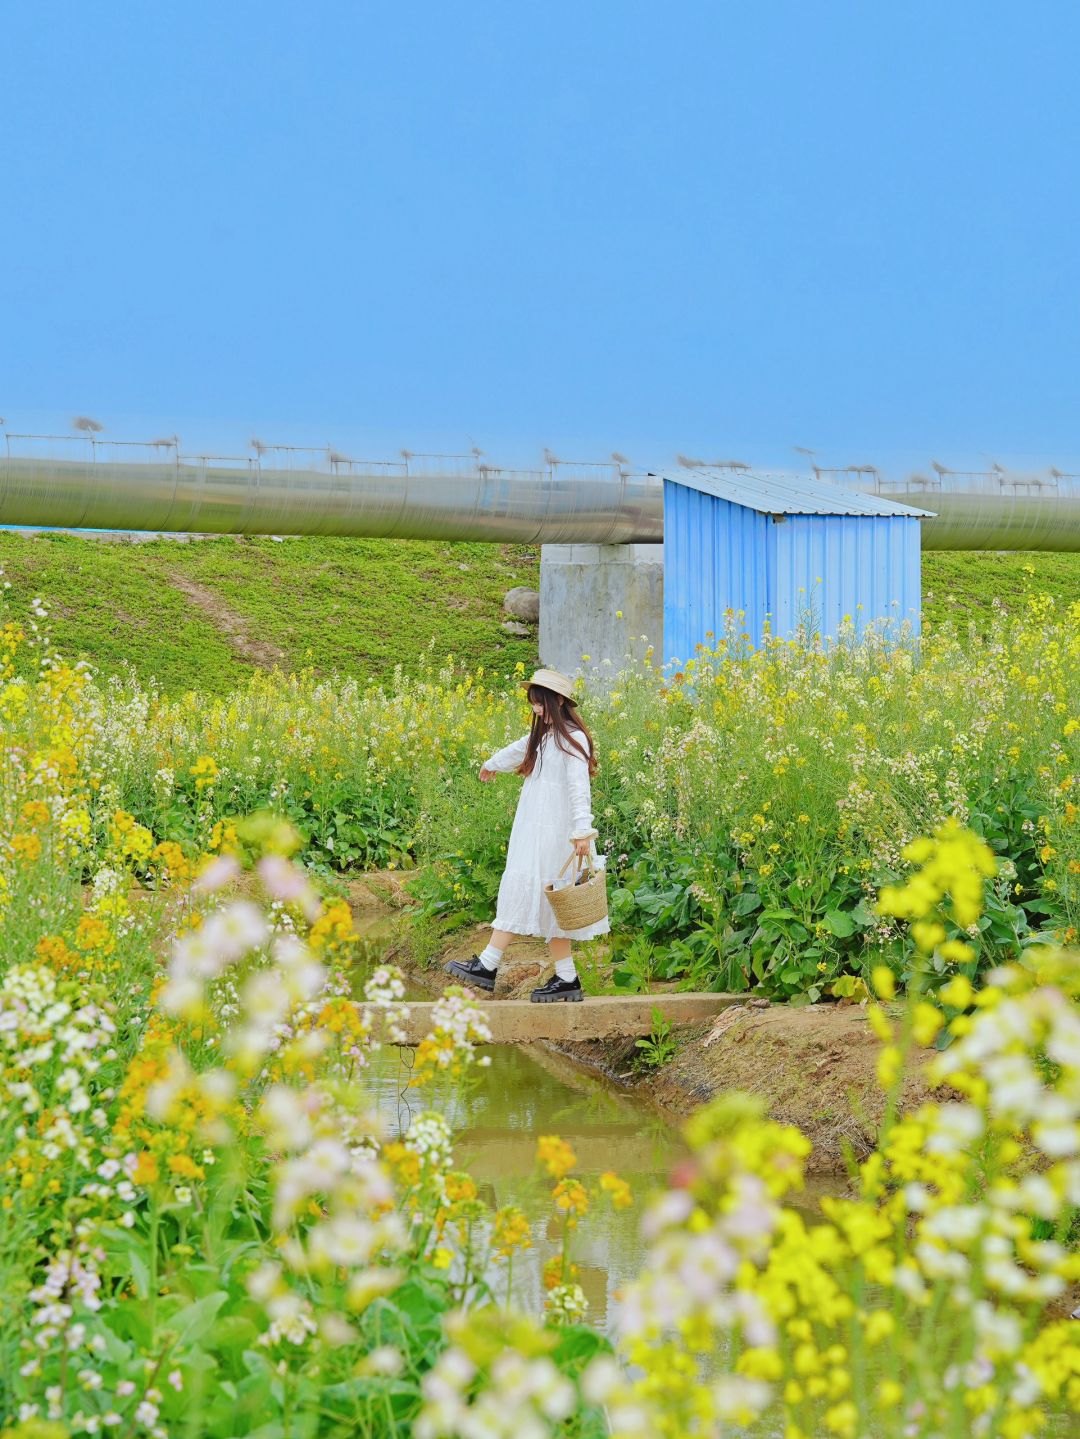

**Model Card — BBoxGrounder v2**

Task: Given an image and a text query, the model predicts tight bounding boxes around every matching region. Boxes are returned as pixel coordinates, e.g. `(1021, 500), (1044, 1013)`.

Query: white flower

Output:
(201, 900), (269, 962)
(641, 1189), (694, 1239)
(423, 1346), (476, 1402)
(1031, 1097), (1080, 1157)
(922, 1205), (986, 1246)
(258, 855), (321, 920)
(259, 1085), (315, 1152)
(903, 1183), (931, 1212)
(894, 1262), (928, 1301)
(1014, 1174), (1059, 1220)
(710, 1374), (772, 1422)
(363, 1345), (404, 1376)
(582, 1355), (622, 1405)
(310, 1216), (378, 1267)
(319, 1313), (359, 1347)
(247, 1262), (284, 1304)
(974, 1300), (1022, 1357)
(925, 1102), (984, 1154)
(242, 971), (291, 1026)
(983, 1054), (1044, 1120)
(171, 929), (224, 982)
(157, 973), (205, 1018)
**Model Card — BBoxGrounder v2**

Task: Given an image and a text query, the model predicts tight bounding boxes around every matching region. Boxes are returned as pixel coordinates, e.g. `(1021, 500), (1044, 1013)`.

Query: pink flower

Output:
(193, 854), (241, 894)
(258, 855), (321, 921)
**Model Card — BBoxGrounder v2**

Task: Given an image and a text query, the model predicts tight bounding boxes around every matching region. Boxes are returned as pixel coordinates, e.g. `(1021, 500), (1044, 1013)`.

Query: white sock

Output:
(554, 955), (577, 982)
(478, 943), (503, 972)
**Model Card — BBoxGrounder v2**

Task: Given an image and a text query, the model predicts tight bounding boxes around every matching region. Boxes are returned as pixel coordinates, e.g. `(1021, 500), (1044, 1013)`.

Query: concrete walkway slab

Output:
(366, 993), (745, 1045)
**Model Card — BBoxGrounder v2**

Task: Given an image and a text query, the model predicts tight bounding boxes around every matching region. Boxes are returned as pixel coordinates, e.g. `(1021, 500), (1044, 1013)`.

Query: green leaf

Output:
(824, 909), (856, 938)
(552, 1324), (612, 1374)
(162, 1291), (229, 1349)
(208, 1313), (260, 1358)
(851, 898), (877, 927)
(732, 890), (762, 917)
(92, 1317), (133, 1365)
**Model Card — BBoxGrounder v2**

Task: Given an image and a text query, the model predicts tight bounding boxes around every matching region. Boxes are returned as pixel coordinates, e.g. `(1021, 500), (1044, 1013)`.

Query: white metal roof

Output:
(653, 468), (935, 519)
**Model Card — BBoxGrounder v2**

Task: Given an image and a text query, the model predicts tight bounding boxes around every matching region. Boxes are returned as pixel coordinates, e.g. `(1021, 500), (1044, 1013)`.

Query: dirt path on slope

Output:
(167, 572), (286, 668)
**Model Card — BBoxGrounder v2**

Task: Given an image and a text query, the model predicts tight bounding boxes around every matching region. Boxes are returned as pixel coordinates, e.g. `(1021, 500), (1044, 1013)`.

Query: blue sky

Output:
(2, 2), (1078, 475)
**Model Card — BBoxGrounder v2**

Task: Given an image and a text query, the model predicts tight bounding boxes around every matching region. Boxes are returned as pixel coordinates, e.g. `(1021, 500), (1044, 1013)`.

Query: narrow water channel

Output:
(365, 1034), (684, 1330)
(349, 924), (837, 1333)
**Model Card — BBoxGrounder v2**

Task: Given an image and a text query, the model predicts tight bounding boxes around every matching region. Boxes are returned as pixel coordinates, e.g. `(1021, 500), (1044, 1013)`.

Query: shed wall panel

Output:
(662, 480), (772, 665)
(772, 515), (921, 640)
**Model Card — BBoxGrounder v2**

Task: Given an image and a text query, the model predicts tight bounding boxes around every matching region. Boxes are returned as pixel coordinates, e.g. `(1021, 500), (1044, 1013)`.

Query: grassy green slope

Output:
(922, 550), (1080, 626)
(0, 533), (541, 693)
(1, 532), (1078, 694)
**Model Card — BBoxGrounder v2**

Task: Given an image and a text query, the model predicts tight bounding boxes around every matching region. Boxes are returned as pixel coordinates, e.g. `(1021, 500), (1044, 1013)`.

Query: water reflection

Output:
(365, 1039), (684, 1332)
(353, 936), (841, 1333)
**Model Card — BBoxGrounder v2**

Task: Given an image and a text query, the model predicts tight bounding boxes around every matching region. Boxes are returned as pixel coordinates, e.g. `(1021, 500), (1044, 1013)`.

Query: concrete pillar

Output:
(539, 543), (664, 681)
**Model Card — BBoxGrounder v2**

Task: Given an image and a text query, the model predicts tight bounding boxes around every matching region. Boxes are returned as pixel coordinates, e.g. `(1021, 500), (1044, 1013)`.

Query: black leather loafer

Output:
(530, 974), (584, 1003)
(445, 956), (497, 992)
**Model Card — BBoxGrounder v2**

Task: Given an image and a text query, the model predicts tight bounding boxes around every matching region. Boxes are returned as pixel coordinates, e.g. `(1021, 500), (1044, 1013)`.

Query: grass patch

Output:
(923, 550), (1080, 625)
(0, 532), (541, 693)
(1, 531), (1078, 695)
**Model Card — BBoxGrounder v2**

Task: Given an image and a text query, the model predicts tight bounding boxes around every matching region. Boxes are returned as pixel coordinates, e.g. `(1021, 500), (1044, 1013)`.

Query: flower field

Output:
(8, 585), (1079, 1001)
(4, 581), (1080, 1436)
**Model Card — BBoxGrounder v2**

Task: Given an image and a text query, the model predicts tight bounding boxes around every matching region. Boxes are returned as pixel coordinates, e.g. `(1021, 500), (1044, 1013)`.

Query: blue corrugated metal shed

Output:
(657, 469), (934, 667)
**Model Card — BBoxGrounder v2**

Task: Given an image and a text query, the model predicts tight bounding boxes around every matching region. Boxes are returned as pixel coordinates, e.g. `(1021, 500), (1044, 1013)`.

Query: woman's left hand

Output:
(572, 837), (592, 859)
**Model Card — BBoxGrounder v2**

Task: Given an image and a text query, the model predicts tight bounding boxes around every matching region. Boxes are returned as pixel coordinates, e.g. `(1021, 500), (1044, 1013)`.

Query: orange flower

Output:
(536, 1135), (577, 1180)
(132, 1151), (160, 1186)
(20, 799), (50, 827)
(493, 1205), (531, 1257)
(151, 840), (191, 884)
(542, 1254), (579, 1291)
(383, 1141), (421, 1188)
(599, 1171), (634, 1210)
(35, 935), (75, 972)
(167, 1153), (205, 1180)
(552, 1178), (589, 1228)
(308, 900), (358, 954)
(445, 1172), (478, 1204)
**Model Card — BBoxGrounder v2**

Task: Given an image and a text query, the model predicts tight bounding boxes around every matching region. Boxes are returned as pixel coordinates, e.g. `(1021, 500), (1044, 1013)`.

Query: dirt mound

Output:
(645, 1003), (935, 1171)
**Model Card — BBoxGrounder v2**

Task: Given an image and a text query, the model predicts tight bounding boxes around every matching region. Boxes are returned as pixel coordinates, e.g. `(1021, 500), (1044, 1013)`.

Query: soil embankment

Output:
(347, 872), (938, 1174)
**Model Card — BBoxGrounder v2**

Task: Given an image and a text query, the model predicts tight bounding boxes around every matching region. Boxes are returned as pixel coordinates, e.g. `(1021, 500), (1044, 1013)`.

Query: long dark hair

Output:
(517, 684), (598, 778)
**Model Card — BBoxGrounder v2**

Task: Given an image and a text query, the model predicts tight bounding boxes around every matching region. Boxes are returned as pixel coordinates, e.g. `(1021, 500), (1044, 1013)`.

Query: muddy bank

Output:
(346, 874), (938, 1174)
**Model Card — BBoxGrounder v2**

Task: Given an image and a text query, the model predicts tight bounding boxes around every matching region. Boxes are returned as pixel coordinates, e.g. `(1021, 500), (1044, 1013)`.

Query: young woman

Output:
(446, 667), (608, 1002)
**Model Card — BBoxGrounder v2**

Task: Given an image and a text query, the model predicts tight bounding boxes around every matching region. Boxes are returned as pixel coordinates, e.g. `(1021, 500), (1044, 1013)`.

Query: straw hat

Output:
(523, 667), (577, 701)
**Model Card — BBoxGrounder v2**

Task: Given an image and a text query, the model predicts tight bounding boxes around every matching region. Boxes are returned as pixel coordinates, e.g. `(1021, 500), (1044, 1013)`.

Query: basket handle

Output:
(556, 849), (594, 882)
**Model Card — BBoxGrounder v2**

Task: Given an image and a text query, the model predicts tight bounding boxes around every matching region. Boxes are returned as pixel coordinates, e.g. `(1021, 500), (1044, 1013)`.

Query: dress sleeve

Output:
(484, 733), (530, 773)
(566, 731), (599, 843)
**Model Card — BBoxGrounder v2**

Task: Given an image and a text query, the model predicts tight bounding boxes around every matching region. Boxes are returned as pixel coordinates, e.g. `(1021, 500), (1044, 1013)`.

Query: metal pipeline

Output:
(3, 443), (1080, 550)
(853, 476), (1080, 553)
(0, 451), (663, 544)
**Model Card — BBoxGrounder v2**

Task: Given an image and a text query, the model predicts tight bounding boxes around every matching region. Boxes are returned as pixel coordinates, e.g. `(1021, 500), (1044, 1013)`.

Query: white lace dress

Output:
(485, 727), (609, 942)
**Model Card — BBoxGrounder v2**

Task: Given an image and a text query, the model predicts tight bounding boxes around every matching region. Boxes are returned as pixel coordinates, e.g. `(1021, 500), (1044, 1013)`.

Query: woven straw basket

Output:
(544, 851), (608, 931)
